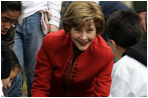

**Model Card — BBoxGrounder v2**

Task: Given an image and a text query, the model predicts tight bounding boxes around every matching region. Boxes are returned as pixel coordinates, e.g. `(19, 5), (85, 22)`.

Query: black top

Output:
(122, 41), (147, 67)
(1, 40), (12, 79)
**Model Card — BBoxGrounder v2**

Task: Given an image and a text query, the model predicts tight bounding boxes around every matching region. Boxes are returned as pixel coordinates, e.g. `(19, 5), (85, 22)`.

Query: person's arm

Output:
(138, 11), (147, 33)
(11, 50), (20, 68)
(47, 1), (62, 32)
(133, 1), (147, 33)
(31, 37), (53, 97)
(94, 52), (114, 97)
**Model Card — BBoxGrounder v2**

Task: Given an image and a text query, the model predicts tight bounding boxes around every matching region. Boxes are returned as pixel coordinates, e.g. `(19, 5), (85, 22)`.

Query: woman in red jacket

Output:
(31, 1), (114, 97)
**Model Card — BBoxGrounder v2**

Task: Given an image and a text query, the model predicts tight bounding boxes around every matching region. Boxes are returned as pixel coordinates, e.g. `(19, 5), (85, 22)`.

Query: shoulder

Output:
(89, 36), (114, 65)
(93, 36), (114, 58)
(112, 55), (147, 80)
(42, 29), (71, 49)
(94, 35), (110, 50)
(112, 55), (147, 96)
(43, 29), (69, 43)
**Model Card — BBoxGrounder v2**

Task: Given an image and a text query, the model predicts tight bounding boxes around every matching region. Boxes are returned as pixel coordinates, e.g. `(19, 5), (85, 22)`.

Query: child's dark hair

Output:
(1, 1), (22, 13)
(106, 10), (142, 48)
(1, 41), (12, 79)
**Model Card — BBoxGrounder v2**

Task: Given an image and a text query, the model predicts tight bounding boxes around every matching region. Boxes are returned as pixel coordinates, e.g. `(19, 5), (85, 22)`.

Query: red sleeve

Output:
(94, 51), (114, 97)
(31, 38), (53, 97)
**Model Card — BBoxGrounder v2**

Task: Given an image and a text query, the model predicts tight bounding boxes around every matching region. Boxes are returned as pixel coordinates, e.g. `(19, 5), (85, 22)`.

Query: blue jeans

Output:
(7, 12), (45, 97)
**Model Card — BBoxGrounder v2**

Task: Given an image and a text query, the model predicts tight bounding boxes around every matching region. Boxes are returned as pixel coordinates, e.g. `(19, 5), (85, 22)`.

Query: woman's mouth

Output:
(78, 41), (88, 46)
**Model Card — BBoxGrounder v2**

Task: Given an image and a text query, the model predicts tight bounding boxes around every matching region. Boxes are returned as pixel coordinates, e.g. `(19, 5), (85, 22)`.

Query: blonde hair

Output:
(63, 1), (104, 36)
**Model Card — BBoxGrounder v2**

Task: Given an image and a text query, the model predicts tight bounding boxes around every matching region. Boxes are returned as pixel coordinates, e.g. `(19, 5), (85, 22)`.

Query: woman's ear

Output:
(110, 39), (118, 50)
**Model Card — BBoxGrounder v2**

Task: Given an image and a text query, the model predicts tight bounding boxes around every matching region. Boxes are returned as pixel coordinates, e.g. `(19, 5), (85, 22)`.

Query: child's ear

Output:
(110, 39), (118, 50)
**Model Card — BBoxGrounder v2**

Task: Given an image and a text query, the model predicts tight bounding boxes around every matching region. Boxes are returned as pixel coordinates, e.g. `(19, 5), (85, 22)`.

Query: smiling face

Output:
(1, 10), (20, 35)
(2, 67), (19, 89)
(70, 22), (96, 51)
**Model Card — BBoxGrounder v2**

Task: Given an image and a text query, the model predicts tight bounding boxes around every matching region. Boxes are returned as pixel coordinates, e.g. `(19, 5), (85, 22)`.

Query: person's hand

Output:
(139, 11), (147, 33)
(48, 24), (59, 33)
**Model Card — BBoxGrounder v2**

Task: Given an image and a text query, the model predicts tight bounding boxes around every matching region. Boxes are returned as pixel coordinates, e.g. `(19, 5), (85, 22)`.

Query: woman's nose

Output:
(80, 32), (87, 40)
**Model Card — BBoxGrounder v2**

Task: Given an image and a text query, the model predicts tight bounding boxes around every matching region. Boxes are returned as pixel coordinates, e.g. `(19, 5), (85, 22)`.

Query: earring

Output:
(13, 25), (15, 28)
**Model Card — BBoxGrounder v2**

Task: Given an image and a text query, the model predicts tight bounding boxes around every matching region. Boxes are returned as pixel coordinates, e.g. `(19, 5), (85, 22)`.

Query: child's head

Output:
(1, 41), (21, 89)
(106, 10), (142, 59)
(1, 1), (22, 13)
(1, 1), (22, 35)
(2, 66), (20, 89)
(63, 1), (104, 36)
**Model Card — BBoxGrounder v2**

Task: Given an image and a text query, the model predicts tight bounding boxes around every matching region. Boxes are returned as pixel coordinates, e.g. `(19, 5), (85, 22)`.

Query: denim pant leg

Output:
(7, 27), (24, 97)
(7, 72), (23, 97)
(23, 12), (44, 97)
(8, 12), (44, 97)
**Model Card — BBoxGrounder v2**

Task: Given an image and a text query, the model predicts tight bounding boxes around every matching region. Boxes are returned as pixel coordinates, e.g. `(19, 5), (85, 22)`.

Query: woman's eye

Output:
(88, 29), (93, 32)
(75, 28), (81, 32)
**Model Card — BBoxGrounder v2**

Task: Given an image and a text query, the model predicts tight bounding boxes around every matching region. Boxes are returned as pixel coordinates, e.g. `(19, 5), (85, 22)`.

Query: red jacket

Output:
(31, 29), (114, 97)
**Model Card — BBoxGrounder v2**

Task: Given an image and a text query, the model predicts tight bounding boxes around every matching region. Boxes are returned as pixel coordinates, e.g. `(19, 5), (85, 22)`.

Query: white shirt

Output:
(93, 1), (100, 5)
(20, 1), (62, 27)
(0, 80), (4, 97)
(109, 55), (147, 97)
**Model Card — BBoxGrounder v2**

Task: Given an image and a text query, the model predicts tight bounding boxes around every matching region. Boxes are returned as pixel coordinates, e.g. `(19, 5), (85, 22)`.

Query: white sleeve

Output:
(0, 80), (4, 97)
(109, 75), (136, 97)
(47, 1), (62, 27)
(93, 1), (100, 5)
